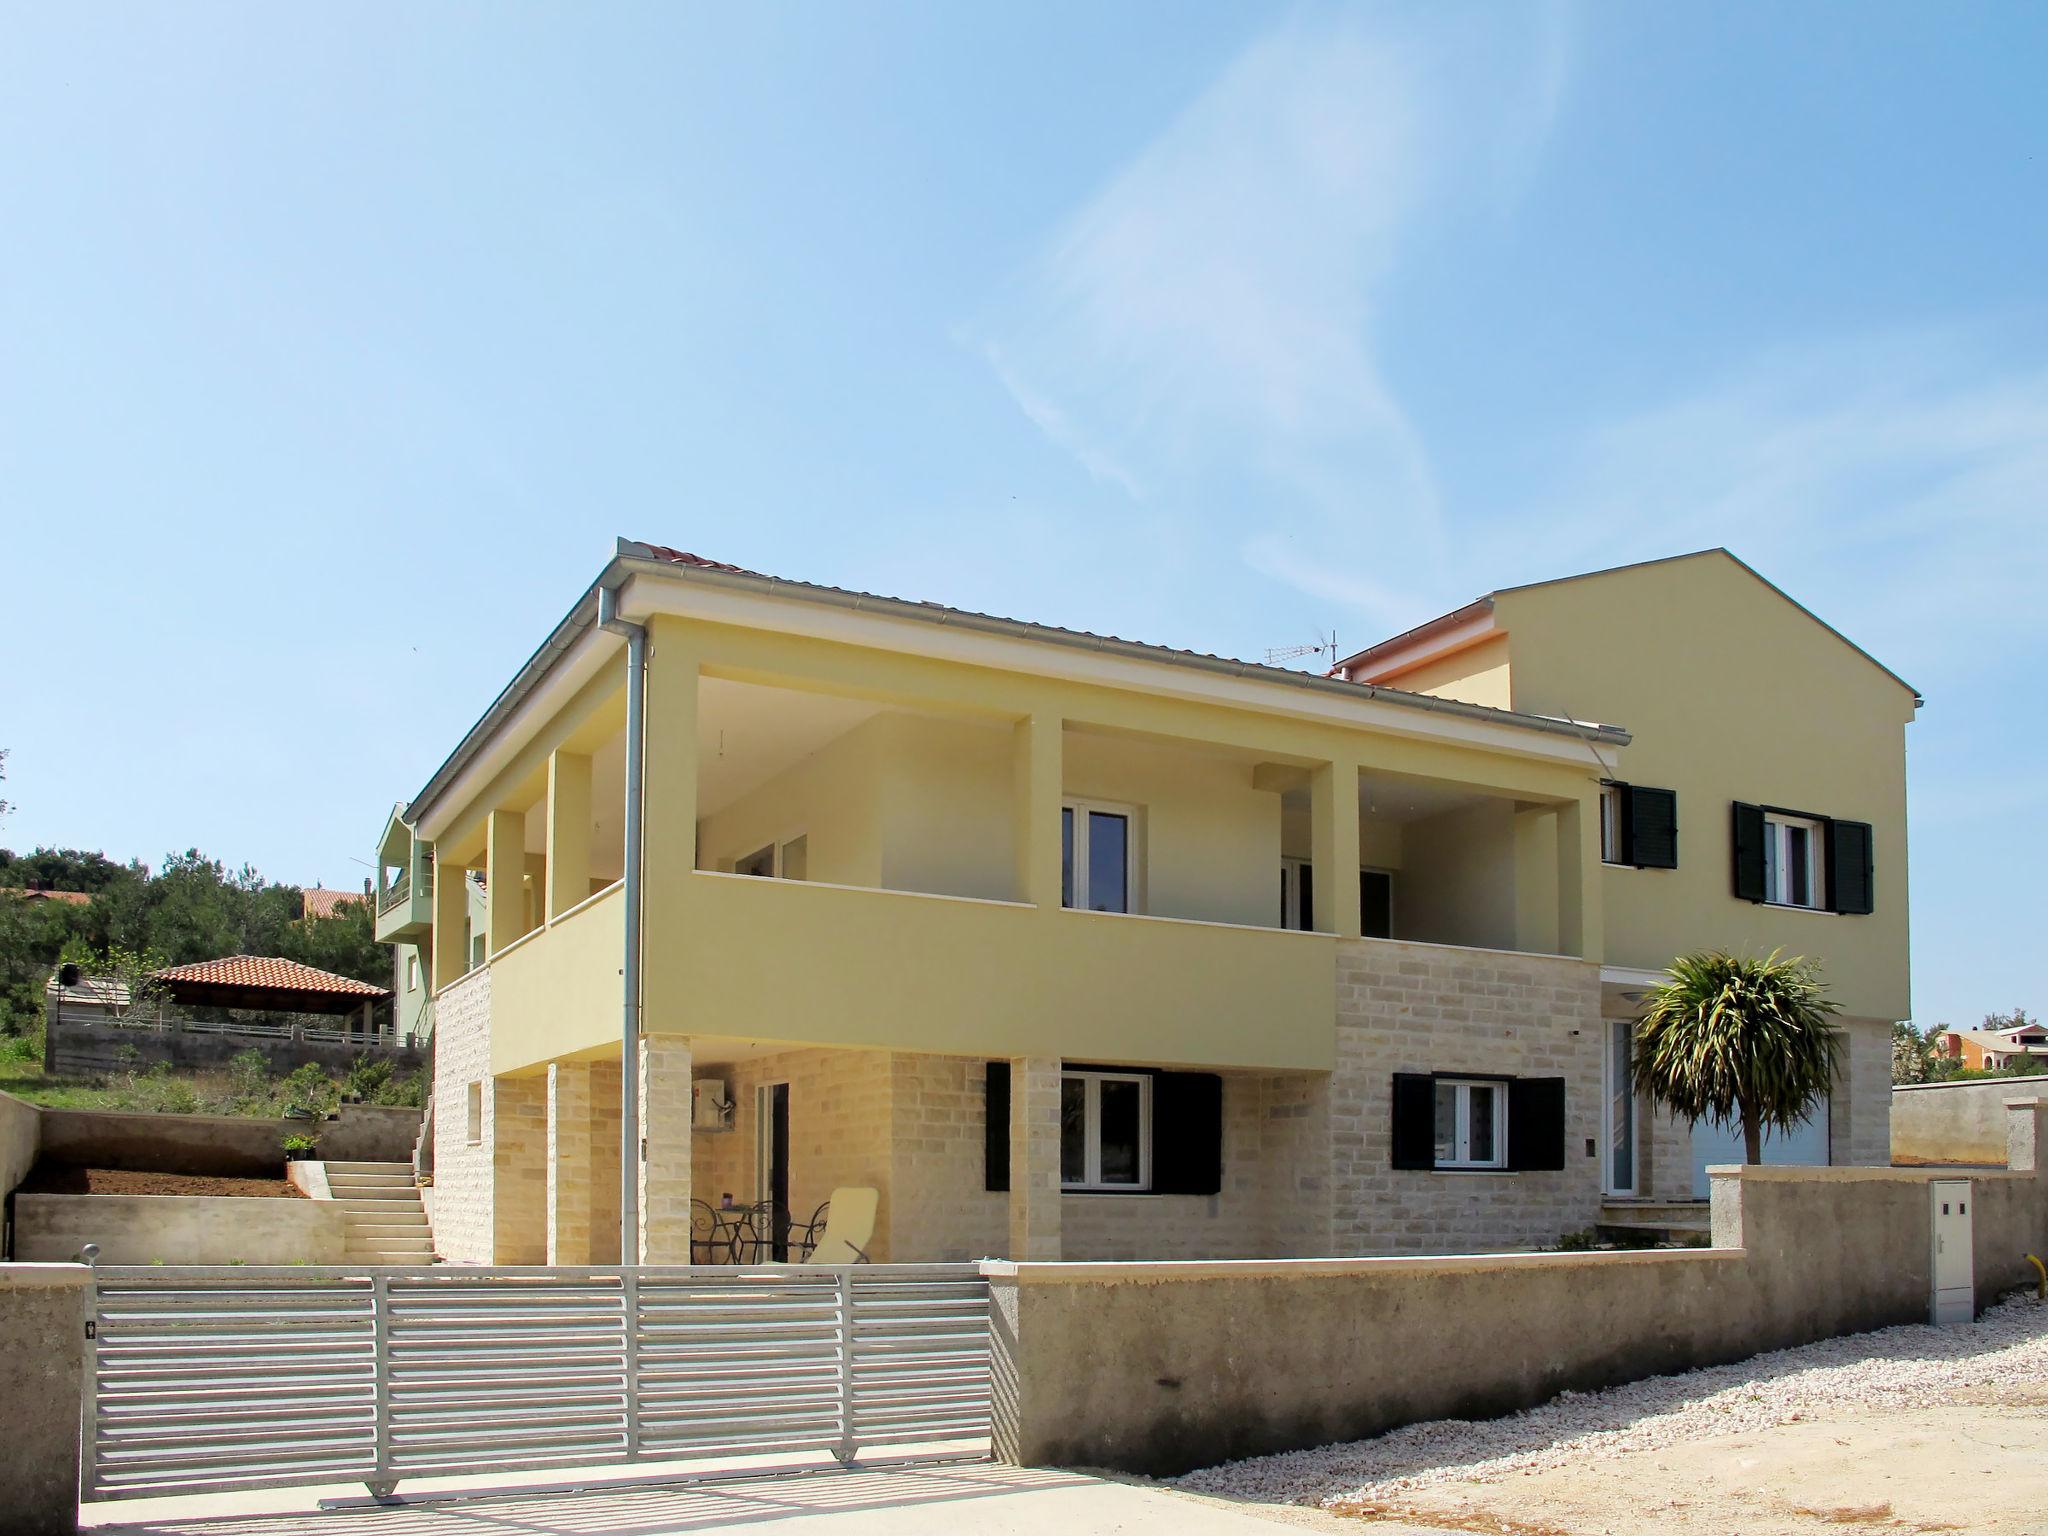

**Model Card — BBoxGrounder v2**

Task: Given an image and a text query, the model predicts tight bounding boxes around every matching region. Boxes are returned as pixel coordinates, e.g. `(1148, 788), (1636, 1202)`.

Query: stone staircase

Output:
(1596, 1199), (1711, 1247)
(325, 1161), (437, 1265)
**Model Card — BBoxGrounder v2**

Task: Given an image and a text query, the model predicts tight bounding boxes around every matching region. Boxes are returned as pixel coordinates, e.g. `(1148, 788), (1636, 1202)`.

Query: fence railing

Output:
(53, 1003), (421, 1052)
(83, 1263), (991, 1501)
(376, 873), (412, 915)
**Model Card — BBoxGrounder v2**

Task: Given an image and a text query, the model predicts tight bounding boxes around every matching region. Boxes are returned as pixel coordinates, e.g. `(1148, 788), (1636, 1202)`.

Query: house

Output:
(1330, 550), (1916, 1198)
(374, 802), (487, 1048)
(1939, 1022), (2048, 1072)
(378, 540), (1912, 1265)
(299, 884), (370, 919)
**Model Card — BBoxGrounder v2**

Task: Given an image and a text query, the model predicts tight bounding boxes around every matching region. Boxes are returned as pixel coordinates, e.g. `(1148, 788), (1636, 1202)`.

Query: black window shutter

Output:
(1390, 1073), (1436, 1170)
(1152, 1071), (1223, 1195)
(1827, 819), (1875, 915)
(1627, 786), (1679, 869)
(1507, 1077), (1566, 1171)
(983, 1062), (1010, 1192)
(1731, 802), (1767, 902)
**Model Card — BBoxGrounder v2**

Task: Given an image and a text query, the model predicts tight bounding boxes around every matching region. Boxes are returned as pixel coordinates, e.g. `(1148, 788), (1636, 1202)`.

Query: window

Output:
(1280, 858), (1313, 930)
(465, 1081), (484, 1145)
(1763, 812), (1825, 908)
(1601, 781), (1678, 868)
(405, 954), (419, 993)
(1060, 1070), (1151, 1190)
(734, 835), (807, 880)
(1432, 1078), (1506, 1169)
(1062, 800), (1135, 913)
(1281, 862), (1394, 937)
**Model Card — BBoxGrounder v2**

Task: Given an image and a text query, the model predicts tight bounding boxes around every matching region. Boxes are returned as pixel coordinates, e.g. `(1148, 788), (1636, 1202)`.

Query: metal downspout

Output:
(598, 584), (646, 1264)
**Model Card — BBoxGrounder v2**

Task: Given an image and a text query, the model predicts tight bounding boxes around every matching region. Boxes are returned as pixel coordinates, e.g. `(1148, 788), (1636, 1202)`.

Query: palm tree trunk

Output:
(1742, 1112), (1763, 1165)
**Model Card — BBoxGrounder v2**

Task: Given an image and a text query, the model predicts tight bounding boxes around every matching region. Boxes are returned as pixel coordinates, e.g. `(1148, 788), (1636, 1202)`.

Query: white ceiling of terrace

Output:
(697, 677), (882, 819)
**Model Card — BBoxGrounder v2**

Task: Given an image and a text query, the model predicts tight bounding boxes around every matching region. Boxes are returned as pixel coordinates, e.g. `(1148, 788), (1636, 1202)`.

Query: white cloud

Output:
(1508, 328), (2048, 679)
(970, 4), (1575, 633)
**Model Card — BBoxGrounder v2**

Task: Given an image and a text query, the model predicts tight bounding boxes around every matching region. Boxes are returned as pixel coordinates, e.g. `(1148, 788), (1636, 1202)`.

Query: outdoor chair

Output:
(791, 1198), (833, 1260)
(800, 1186), (878, 1264)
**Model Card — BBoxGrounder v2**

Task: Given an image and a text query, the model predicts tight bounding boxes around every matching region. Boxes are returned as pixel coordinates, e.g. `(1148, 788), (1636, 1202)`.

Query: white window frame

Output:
(1060, 1069), (1152, 1191)
(1599, 784), (1626, 865)
(1063, 798), (1139, 914)
(405, 953), (419, 993)
(1434, 1077), (1508, 1170)
(1762, 812), (1826, 909)
(1280, 857), (1311, 930)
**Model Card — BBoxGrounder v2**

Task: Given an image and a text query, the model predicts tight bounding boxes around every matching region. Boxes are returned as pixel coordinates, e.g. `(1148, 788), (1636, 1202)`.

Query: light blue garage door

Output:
(1690, 1098), (1830, 1198)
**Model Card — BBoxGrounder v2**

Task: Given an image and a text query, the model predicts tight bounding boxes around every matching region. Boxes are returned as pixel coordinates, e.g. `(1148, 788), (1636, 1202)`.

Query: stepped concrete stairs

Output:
(323, 1161), (437, 1264)
(1596, 1198), (1711, 1247)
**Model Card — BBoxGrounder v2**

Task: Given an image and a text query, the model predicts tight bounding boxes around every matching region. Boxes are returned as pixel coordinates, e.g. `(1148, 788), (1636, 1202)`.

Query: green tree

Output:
(1633, 951), (1843, 1165)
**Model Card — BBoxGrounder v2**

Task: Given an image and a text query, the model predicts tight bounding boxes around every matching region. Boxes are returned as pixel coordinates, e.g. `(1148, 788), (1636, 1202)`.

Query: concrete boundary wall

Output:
(13, 1192), (347, 1265)
(0, 1264), (88, 1536)
(34, 1102), (421, 1177)
(1892, 1078), (2034, 1166)
(986, 1098), (2048, 1475)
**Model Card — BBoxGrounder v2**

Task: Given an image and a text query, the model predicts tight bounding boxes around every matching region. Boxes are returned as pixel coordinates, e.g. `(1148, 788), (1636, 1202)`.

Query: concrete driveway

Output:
(80, 1460), (1392, 1536)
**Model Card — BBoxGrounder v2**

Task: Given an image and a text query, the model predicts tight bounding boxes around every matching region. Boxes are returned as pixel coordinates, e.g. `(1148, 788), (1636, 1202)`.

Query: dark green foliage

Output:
(1632, 950), (1843, 1164)
(0, 845), (387, 1039)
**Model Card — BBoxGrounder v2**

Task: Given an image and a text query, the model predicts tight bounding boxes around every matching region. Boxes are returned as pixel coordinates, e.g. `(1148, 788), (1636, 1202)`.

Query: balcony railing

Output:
(377, 873), (412, 916)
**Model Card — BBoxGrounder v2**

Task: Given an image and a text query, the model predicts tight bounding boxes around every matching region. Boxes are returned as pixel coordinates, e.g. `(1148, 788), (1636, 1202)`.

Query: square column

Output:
(430, 845), (471, 991)
(1310, 758), (1361, 937)
(491, 1075), (548, 1264)
(486, 808), (528, 956)
(1011, 714), (1064, 907)
(1556, 798), (1602, 960)
(547, 1060), (593, 1265)
(546, 750), (593, 922)
(1008, 1056), (1062, 1261)
(588, 1060), (624, 1264)
(638, 1034), (694, 1263)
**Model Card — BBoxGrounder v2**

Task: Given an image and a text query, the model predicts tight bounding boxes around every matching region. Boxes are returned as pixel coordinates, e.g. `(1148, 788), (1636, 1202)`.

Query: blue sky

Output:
(2, 3), (2042, 1028)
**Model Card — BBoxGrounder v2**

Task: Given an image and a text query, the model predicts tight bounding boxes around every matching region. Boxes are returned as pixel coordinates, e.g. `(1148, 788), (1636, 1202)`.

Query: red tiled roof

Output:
(1, 888), (93, 905)
(154, 955), (388, 999)
(300, 886), (366, 918)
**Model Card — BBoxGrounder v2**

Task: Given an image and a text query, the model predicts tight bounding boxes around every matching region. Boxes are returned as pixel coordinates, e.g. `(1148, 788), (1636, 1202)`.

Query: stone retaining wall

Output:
(13, 1192), (347, 1265)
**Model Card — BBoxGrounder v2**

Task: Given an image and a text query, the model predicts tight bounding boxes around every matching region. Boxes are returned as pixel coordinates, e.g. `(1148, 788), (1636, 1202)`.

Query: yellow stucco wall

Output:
(1491, 553), (1916, 1022)
(440, 605), (1610, 1077)
(1378, 632), (1514, 709)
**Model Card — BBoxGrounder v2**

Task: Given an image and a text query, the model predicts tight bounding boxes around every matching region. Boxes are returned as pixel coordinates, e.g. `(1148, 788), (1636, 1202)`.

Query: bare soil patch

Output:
(18, 1160), (305, 1198)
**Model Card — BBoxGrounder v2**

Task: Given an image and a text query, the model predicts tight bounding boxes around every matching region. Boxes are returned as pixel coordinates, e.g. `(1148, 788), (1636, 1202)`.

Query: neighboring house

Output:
(374, 802), (486, 1047)
(1938, 1023), (2048, 1072)
(1330, 549), (1917, 1199)
(299, 884), (370, 919)
(0, 887), (93, 906)
(376, 540), (1912, 1266)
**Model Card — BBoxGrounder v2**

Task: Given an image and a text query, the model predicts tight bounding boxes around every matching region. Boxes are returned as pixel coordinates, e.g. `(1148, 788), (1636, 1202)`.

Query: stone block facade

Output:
(428, 967), (493, 1264)
(440, 935), (1889, 1265)
(1328, 937), (1606, 1254)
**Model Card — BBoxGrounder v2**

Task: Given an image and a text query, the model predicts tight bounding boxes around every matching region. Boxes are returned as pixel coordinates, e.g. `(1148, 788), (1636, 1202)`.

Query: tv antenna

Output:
(1264, 630), (1339, 671)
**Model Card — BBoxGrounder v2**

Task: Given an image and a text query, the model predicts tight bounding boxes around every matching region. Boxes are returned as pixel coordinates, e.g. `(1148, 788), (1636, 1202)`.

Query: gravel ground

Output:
(1179, 1294), (2048, 1509)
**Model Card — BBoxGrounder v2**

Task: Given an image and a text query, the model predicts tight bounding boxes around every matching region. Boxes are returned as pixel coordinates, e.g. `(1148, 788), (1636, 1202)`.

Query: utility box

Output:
(692, 1078), (732, 1132)
(1930, 1179), (1974, 1325)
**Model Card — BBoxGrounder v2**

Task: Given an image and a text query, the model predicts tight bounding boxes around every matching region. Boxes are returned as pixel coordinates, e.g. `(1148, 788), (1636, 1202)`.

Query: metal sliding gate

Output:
(83, 1263), (992, 1501)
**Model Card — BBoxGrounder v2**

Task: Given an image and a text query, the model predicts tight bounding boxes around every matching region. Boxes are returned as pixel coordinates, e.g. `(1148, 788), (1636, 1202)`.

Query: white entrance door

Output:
(1930, 1180), (1974, 1324)
(1690, 1098), (1830, 1198)
(1603, 1019), (1637, 1196)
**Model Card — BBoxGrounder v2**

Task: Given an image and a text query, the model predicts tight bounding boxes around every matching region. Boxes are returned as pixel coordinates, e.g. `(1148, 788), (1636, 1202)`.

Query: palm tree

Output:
(1632, 950), (1841, 1165)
